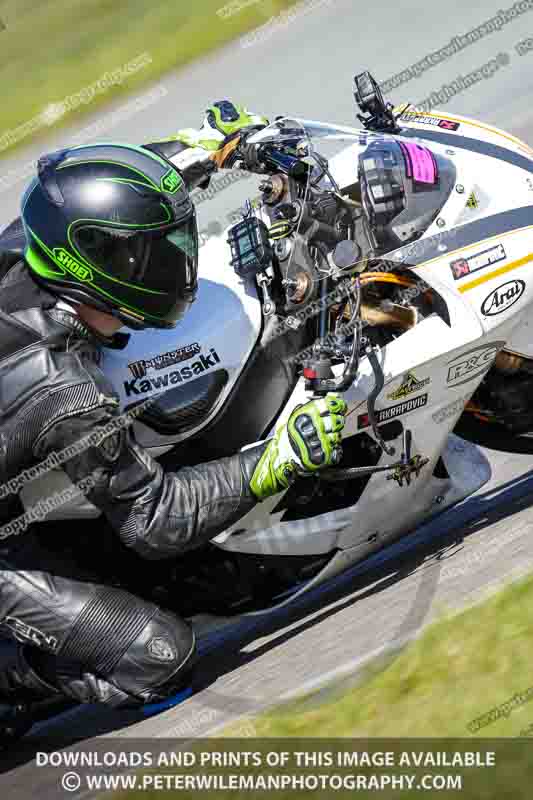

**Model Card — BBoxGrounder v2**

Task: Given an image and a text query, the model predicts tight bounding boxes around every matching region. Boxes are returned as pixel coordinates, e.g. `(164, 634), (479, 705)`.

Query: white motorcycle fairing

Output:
(207, 110), (533, 607)
(101, 236), (263, 453)
(19, 108), (533, 618)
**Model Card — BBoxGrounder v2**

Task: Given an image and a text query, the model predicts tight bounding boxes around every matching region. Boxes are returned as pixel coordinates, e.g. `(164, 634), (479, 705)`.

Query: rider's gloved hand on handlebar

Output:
(173, 101), (269, 168)
(250, 394), (347, 501)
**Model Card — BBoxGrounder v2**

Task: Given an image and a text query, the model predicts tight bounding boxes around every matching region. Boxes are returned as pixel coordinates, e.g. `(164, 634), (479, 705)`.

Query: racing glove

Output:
(143, 101), (268, 189)
(173, 101), (269, 167)
(250, 394), (347, 501)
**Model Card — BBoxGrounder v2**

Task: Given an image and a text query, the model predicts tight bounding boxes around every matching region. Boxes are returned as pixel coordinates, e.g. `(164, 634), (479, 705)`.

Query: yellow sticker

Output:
(466, 191), (479, 210)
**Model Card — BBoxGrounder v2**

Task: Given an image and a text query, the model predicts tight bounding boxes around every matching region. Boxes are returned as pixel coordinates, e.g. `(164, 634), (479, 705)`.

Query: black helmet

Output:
(21, 143), (198, 329)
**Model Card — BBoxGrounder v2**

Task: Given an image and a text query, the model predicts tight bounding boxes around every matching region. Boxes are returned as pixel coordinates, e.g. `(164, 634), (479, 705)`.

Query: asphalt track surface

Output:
(3, 0), (533, 794)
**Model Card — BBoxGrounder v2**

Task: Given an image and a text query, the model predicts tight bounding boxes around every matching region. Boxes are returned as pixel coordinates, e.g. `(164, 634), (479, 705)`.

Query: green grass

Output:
(109, 574), (533, 800)
(0, 0), (297, 156)
(232, 573), (533, 738)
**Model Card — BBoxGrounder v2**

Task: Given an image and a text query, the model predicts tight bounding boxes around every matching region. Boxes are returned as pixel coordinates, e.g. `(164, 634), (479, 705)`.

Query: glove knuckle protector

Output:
(250, 394), (348, 500)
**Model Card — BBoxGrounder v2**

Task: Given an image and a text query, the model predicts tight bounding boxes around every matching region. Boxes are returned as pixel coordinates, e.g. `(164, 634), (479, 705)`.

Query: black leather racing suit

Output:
(0, 250), (266, 708)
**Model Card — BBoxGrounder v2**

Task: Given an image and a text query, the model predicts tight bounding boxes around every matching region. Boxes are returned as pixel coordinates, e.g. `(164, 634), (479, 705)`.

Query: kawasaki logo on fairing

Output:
(53, 248), (93, 281)
(123, 348), (220, 396)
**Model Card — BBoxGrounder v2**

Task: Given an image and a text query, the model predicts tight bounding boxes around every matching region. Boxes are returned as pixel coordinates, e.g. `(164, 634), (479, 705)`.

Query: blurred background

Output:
(1, 0), (533, 231)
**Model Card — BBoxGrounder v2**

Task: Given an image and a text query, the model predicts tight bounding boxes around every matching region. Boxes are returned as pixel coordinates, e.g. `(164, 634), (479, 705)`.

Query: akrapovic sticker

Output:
(450, 244), (506, 281)
(400, 112), (460, 131)
(358, 394), (428, 429)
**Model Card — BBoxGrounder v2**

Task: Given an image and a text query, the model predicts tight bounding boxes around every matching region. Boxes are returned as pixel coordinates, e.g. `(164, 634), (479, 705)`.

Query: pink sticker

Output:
(399, 142), (438, 184)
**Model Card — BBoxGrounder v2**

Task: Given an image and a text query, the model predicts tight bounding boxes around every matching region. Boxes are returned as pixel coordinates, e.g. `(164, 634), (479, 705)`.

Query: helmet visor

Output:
(73, 218), (198, 327)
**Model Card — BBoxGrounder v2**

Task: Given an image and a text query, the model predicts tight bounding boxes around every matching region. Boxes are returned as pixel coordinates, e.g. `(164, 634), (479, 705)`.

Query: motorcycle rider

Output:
(0, 102), (347, 739)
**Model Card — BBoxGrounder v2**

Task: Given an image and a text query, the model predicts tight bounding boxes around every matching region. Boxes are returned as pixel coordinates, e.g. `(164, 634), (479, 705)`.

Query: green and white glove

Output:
(250, 394), (347, 501)
(204, 100), (268, 139)
(173, 101), (268, 164)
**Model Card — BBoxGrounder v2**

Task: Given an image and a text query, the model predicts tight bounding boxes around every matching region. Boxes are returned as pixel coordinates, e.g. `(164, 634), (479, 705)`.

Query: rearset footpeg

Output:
(387, 453), (430, 487)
